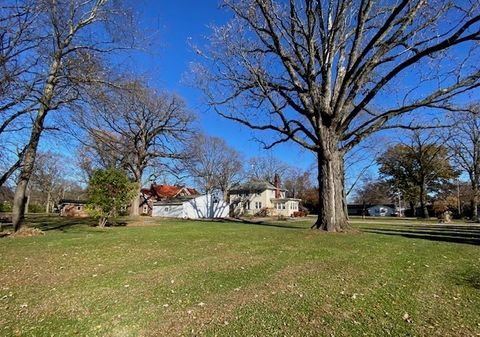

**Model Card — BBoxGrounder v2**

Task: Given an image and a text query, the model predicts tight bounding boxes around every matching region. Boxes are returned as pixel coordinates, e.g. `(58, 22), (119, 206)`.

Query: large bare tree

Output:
(0, 1), (43, 186)
(447, 106), (480, 222)
(10, 0), (136, 231)
(184, 134), (243, 197)
(75, 81), (195, 216)
(378, 130), (458, 219)
(195, 0), (480, 231)
(247, 155), (290, 184)
(29, 151), (66, 213)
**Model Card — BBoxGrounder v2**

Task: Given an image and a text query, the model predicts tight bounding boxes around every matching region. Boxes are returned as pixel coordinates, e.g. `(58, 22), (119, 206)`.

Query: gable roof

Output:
(142, 184), (199, 200)
(230, 179), (287, 193)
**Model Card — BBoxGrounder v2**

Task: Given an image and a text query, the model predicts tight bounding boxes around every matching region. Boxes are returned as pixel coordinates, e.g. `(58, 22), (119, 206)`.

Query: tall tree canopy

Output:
(5, 0), (137, 231)
(247, 155), (290, 184)
(378, 132), (458, 218)
(353, 179), (392, 205)
(195, 0), (480, 231)
(75, 81), (195, 216)
(184, 134), (243, 197)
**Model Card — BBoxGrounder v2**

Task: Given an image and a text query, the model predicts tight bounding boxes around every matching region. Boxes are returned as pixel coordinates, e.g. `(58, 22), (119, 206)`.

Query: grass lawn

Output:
(0, 215), (479, 337)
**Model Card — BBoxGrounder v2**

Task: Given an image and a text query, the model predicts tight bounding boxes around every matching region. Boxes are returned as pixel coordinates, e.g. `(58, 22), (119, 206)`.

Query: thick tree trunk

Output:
(25, 193), (30, 214)
(130, 190), (140, 216)
(419, 184), (429, 219)
(130, 173), (141, 216)
(419, 182), (430, 219)
(12, 110), (48, 231)
(312, 149), (350, 232)
(472, 185), (479, 222)
(45, 191), (51, 214)
(409, 201), (416, 217)
(222, 189), (229, 202)
(11, 52), (61, 231)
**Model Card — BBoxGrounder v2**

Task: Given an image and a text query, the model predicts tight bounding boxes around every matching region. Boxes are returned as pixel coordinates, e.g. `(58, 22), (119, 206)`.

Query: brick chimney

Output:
(274, 174), (280, 198)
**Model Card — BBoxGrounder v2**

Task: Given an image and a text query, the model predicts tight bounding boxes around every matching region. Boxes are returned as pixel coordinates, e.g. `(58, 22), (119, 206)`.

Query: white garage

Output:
(152, 194), (229, 219)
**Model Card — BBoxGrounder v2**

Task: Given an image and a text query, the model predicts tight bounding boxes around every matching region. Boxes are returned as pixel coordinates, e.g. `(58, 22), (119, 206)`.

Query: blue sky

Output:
(130, 0), (316, 170)
(39, 0), (477, 191)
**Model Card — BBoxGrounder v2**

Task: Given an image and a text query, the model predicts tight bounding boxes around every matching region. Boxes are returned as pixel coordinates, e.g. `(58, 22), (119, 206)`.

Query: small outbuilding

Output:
(152, 194), (229, 219)
(59, 199), (88, 217)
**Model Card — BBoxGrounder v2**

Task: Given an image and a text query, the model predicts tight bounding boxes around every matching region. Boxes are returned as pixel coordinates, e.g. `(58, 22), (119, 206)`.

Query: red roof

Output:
(142, 184), (199, 200)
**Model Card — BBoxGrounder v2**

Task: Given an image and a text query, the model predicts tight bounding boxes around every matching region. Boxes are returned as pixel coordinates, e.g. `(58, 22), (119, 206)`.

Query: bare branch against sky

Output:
(195, 0), (480, 231)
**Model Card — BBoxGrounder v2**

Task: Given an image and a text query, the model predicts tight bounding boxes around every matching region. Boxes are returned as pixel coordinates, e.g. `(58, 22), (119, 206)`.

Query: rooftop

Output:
(230, 179), (287, 192)
(142, 184), (199, 199)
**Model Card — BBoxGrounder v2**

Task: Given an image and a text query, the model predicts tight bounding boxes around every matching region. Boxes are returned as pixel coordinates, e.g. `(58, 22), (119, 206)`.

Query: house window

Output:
(165, 207), (169, 212)
(143, 205), (148, 214)
(258, 202), (262, 209)
(282, 203), (286, 209)
(77, 206), (81, 210)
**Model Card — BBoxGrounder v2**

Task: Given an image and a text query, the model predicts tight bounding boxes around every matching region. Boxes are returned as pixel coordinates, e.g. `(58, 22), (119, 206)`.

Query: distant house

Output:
(347, 203), (397, 217)
(347, 204), (368, 216)
(229, 174), (301, 217)
(59, 199), (88, 217)
(140, 184), (199, 215)
(367, 204), (395, 217)
(152, 194), (229, 219)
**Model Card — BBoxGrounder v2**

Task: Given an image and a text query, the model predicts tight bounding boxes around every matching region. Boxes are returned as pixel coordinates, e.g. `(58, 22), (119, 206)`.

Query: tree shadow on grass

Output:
(36, 218), (129, 231)
(454, 268), (480, 290)
(0, 217), (94, 236)
(361, 225), (480, 246)
(214, 218), (307, 230)
(32, 218), (97, 232)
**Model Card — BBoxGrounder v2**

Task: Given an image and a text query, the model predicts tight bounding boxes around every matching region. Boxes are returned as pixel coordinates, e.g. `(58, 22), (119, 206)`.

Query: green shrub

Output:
(87, 168), (136, 227)
(28, 203), (44, 213)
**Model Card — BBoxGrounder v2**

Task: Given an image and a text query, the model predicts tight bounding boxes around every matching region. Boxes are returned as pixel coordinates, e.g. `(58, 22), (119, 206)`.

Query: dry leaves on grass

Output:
(402, 313), (413, 323)
(9, 228), (45, 237)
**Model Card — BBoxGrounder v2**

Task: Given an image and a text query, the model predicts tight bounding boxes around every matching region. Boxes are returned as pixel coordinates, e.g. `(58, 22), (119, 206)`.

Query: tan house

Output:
(229, 175), (301, 217)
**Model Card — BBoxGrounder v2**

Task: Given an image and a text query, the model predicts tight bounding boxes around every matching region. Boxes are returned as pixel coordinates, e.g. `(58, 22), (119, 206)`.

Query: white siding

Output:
(184, 195), (229, 219)
(367, 205), (394, 217)
(152, 195), (229, 219)
(152, 204), (184, 217)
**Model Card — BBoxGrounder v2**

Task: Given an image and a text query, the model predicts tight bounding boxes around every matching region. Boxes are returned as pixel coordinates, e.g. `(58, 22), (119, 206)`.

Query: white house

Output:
(229, 175), (301, 217)
(367, 204), (395, 217)
(152, 194), (229, 219)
